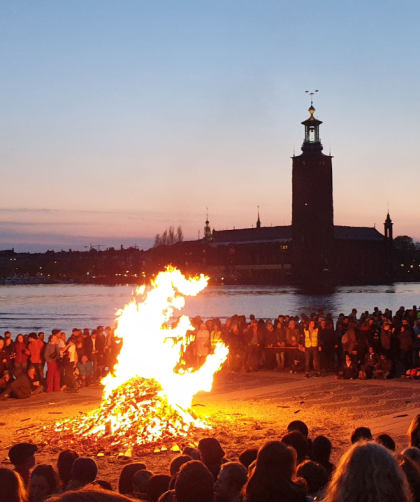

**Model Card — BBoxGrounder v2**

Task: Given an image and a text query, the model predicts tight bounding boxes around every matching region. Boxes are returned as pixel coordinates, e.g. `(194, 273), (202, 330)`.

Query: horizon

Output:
(1, 1), (419, 253)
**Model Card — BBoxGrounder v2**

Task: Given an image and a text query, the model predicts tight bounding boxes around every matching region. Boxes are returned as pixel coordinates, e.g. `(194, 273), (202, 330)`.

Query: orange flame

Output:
(55, 267), (228, 446)
(103, 267), (228, 414)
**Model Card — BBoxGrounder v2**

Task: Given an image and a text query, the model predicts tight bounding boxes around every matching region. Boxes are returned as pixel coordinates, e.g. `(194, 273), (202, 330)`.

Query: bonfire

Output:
(50, 268), (228, 452)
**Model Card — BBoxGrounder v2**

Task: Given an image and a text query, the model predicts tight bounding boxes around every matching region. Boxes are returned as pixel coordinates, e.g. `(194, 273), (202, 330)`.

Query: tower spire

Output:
(256, 206), (261, 228)
(204, 207), (212, 241)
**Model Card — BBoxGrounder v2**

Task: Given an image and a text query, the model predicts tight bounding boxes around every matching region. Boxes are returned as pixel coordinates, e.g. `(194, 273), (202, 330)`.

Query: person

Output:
(27, 366), (44, 395)
(238, 449), (258, 470)
(62, 337), (78, 393)
(14, 334), (29, 374)
(0, 370), (11, 396)
(319, 320), (336, 372)
(29, 464), (60, 502)
(281, 431), (308, 465)
(28, 333), (45, 385)
(303, 320), (321, 378)
(0, 337), (10, 377)
(296, 460), (329, 499)
(175, 461), (215, 502)
(374, 353), (393, 379)
(400, 324), (414, 374)
(396, 454), (420, 502)
(169, 456), (192, 476)
(246, 320), (263, 371)
(66, 457), (98, 491)
(244, 441), (306, 502)
(337, 354), (358, 380)
(1, 369), (32, 399)
(323, 442), (411, 502)
(351, 427), (373, 444)
(195, 323), (211, 367)
(44, 334), (61, 393)
(402, 448), (420, 470)
(132, 469), (153, 499)
(82, 330), (93, 361)
(117, 462), (146, 495)
(286, 320), (301, 368)
(147, 474), (171, 502)
(77, 356), (95, 387)
(198, 438), (226, 480)
(375, 434), (396, 451)
(9, 443), (38, 487)
(360, 346), (379, 380)
(96, 327), (106, 378)
(57, 450), (79, 490)
(408, 415), (420, 449)
(311, 435), (335, 476)
(215, 462), (248, 502)
(0, 467), (28, 502)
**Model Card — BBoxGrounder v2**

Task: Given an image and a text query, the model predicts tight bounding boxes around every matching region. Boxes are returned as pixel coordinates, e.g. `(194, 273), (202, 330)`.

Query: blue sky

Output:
(0, 0), (419, 251)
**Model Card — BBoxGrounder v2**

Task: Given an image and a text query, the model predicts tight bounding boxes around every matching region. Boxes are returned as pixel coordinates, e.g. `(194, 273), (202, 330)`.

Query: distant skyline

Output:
(1, 1), (419, 252)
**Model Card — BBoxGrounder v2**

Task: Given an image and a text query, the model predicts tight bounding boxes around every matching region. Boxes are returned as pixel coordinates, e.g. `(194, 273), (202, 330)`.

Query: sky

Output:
(0, 0), (419, 252)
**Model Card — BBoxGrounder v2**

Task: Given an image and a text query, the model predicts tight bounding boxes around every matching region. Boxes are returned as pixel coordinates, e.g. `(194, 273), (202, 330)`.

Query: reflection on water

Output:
(0, 283), (418, 335)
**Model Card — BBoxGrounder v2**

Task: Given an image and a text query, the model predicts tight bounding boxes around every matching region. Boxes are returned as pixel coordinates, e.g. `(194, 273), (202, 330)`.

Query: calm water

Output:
(0, 283), (419, 336)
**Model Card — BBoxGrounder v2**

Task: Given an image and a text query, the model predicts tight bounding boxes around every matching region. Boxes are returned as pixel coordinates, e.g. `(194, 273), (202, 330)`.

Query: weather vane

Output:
(305, 89), (319, 106)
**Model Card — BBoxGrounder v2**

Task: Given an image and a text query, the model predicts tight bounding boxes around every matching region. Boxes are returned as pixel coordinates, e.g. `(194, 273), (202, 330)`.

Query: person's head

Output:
(17, 334), (24, 343)
(0, 338), (4, 350)
(309, 320), (315, 329)
(174, 461), (214, 502)
(5, 331), (11, 339)
(287, 420), (309, 439)
(70, 457), (98, 485)
(81, 355), (89, 364)
(170, 456), (191, 476)
(9, 443), (38, 471)
(238, 448), (258, 470)
(147, 474), (171, 502)
(38, 333), (44, 341)
(132, 470), (153, 494)
(375, 434), (396, 451)
(281, 431), (308, 464)
(345, 354), (352, 364)
(57, 450), (79, 489)
(50, 335), (58, 344)
(198, 438), (225, 466)
(28, 333), (38, 343)
(351, 427), (373, 444)
(117, 462), (146, 494)
(244, 441), (304, 501)
(296, 460), (328, 496)
(288, 320), (295, 329)
(214, 462), (248, 502)
(323, 442), (410, 502)
(30, 464), (59, 502)
(312, 435), (332, 464)
(408, 414), (420, 448)
(369, 346), (374, 354)
(401, 447), (420, 469)
(0, 467), (28, 502)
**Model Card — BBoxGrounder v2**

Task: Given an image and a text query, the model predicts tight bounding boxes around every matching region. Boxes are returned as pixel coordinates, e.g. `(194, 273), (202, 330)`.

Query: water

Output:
(0, 283), (419, 336)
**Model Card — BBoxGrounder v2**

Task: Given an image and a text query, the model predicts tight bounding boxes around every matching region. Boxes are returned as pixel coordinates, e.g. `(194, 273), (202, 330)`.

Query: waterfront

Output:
(0, 282), (419, 335)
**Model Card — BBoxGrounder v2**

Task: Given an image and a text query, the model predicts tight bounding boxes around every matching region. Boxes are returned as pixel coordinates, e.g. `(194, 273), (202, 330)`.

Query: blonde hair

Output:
(408, 414), (420, 448)
(323, 442), (412, 502)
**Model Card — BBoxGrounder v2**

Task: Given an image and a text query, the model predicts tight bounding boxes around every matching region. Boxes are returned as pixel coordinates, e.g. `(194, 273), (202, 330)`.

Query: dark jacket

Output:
(342, 361), (358, 379)
(83, 336), (93, 359)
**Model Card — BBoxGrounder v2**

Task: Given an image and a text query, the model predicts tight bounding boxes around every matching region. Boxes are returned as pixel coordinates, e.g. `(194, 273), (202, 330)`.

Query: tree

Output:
(154, 226), (184, 247)
(394, 235), (416, 252)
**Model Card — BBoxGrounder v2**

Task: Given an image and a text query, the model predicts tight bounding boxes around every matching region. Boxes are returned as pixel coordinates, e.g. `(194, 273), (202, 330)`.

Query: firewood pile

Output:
(37, 376), (206, 456)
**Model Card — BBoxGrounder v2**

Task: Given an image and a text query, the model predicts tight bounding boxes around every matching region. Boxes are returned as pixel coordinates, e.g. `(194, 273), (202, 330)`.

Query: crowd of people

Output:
(0, 327), (120, 399)
(1, 304), (420, 400)
(187, 305), (420, 380)
(3, 415), (420, 501)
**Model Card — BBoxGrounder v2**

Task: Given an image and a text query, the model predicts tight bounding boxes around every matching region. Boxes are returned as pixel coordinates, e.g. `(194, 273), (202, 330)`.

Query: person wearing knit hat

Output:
(9, 442), (38, 486)
(65, 456), (98, 491)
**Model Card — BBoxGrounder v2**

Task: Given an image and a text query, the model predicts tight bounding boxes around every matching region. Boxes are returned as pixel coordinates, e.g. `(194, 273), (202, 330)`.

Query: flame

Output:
(54, 267), (228, 447)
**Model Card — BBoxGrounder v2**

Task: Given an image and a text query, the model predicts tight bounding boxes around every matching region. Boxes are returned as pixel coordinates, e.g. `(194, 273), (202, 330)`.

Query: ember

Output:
(49, 267), (228, 450)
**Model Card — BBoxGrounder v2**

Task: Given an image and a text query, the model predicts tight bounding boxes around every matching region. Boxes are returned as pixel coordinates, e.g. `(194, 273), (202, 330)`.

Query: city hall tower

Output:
(292, 104), (334, 280)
